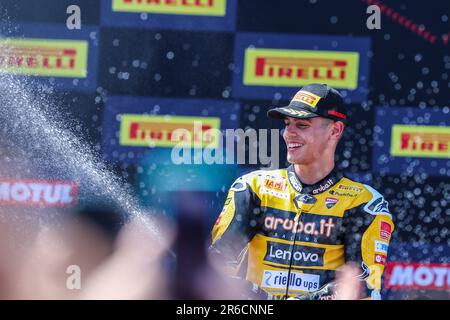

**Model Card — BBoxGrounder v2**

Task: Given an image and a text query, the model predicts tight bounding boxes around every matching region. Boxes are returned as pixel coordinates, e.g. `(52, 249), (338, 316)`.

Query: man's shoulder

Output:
(338, 176), (392, 218)
(237, 169), (286, 185)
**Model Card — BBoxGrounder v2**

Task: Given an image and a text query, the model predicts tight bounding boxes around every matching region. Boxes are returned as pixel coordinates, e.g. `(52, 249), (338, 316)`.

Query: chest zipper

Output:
(284, 210), (301, 299)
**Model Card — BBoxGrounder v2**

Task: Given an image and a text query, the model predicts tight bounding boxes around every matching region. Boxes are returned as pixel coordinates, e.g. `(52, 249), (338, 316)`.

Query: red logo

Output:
(380, 221), (392, 240)
(375, 254), (387, 265)
(385, 262), (450, 290)
(325, 197), (338, 209)
(0, 179), (78, 208)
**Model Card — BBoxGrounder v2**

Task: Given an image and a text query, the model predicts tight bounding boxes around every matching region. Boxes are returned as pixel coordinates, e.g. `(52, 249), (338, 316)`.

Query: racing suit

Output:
(210, 165), (394, 299)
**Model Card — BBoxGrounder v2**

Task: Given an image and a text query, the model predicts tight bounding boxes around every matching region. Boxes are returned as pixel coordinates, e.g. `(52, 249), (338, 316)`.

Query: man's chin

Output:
(286, 154), (306, 165)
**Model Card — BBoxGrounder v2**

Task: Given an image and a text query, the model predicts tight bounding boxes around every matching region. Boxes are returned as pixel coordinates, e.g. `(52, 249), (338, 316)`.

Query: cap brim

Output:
(267, 107), (319, 120)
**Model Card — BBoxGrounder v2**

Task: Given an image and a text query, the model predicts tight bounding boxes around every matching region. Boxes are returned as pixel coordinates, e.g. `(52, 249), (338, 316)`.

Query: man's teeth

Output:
(288, 143), (304, 148)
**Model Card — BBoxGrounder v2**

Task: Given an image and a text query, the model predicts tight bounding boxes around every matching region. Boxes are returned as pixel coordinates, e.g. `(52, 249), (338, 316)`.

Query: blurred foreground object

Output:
(0, 207), (174, 299)
(288, 263), (363, 300)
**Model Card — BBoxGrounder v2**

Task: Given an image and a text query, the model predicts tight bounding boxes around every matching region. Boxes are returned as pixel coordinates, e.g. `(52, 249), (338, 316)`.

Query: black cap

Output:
(267, 83), (348, 124)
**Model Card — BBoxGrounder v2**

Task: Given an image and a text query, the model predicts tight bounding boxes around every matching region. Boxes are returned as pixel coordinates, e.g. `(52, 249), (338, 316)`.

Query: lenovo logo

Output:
(264, 241), (325, 267)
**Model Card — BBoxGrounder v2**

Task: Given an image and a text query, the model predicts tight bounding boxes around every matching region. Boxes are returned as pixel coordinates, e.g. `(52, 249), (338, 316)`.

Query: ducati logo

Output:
(325, 197), (338, 209)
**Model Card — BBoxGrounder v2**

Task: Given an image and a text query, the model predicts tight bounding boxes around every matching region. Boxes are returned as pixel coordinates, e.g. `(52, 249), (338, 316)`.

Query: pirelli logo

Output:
(0, 38), (88, 78)
(243, 48), (359, 89)
(112, 0), (227, 16)
(119, 114), (221, 148)
(391, 125), (450, 158)
(292, 91), (321, 108)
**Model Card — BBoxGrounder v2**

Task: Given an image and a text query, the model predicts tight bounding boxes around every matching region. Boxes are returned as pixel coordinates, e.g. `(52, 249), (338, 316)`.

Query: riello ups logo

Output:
(119, 114), (221, 148)
(0, 38), (88, 78)
(391, 125), (450, 158)
(243, 48), (359, 89)
(112, 0), (227, 16)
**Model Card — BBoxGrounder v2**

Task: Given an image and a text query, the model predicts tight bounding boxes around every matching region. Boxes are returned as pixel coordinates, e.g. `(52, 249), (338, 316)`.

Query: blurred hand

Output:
(334, 262), (363, 300)
(79, 215), (175, 300)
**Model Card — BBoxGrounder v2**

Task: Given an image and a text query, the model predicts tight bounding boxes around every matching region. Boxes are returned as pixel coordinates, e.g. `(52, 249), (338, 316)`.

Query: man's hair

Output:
(320, 118), (345, 142)
(320, 118), (335, 127)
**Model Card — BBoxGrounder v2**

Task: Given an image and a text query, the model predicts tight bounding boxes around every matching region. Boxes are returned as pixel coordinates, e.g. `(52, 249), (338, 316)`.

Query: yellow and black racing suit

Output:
(210, 165), (394, 300)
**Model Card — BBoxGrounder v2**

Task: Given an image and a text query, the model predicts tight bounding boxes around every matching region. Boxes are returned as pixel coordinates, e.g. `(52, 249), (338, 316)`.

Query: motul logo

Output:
(385, 262), (450, 290)
(0, 179), (78, 207)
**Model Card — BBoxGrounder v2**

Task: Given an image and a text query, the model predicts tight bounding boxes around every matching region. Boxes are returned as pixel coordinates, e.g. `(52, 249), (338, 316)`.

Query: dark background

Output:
(0, 0), (448, 299)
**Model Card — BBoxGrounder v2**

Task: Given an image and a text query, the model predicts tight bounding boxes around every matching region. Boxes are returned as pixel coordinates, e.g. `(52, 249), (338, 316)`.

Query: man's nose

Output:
(283, 123), (298, 138)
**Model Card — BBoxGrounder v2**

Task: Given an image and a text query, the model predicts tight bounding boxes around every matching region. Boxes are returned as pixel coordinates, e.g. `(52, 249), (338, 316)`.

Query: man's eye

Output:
(297, 124), (308, 128)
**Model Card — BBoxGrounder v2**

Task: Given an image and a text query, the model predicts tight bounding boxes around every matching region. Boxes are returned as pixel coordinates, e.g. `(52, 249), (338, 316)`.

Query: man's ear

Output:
(330, 121), (345, 141)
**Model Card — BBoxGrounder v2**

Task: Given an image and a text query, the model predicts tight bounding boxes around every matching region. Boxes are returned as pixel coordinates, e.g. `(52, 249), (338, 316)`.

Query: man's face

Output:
(282, 116), (334, 165)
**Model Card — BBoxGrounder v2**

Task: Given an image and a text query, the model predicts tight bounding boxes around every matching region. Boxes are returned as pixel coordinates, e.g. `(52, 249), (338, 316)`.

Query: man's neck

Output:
(293, 161), (335, 185)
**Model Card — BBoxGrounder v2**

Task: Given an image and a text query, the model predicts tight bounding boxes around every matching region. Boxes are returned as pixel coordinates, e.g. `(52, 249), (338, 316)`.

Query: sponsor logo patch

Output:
(380, 221), (392, 240)
(0, 37), (88, 78)
(292, 90), (321, 108)
(312, 178), (335, 194)
(263, 178), (288, 192)
(264, 213), (336, 238)
(325, 197), (338, 209)
(328, 189), (358, 197)
(375, 254), (387, 265)
(112, 0), (227, 17)
(264, 242), (325, 267)
(385, 262), (450, 290)
(260, 189), (289, 200)
(261, 178), (289, 199)
(337, 184), (363, 193)
(375, 240), (389, 254)
(367, 197), (390, 215)
(261, 269), (320, 293)
(287, 171), (302, 193)
(243, 48), (359, 89)
(295, 194), (317, 205)
(119, 114), (221, 148)
(232, 33), (370, 102)
(391, 124), (450, 159)
(373, 107), (449, 178)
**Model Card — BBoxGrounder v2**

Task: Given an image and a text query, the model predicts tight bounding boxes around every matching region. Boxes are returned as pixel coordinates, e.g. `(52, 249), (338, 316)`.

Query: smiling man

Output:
(209, 83), (395, 300)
